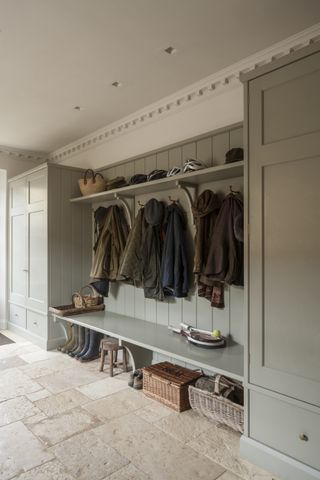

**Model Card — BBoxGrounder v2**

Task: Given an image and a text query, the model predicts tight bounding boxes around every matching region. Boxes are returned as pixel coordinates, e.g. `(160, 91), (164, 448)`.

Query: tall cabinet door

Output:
(9, 179), (27, 306)
(248, 50), (320, 406)
(26, 171), (48, 312)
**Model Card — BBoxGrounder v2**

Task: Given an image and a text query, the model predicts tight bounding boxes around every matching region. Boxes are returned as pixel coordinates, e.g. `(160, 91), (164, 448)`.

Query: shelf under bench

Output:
(52, 310), (244, 381)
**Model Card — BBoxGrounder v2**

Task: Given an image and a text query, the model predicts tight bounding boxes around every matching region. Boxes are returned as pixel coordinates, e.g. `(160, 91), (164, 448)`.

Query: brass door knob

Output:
(299, 433), (308, 441)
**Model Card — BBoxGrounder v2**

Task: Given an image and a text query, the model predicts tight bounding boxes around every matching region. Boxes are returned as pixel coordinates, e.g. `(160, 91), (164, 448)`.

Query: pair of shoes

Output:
(69, 326), (86, 357)
(78, 330), (103, 362)
(128, 369), (143, 390)
(61, 324), (78, 353)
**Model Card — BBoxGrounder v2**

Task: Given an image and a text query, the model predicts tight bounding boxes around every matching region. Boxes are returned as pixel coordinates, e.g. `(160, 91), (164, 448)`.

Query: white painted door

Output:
(26, 171), (48, 312)
(9, 179), (27, 306)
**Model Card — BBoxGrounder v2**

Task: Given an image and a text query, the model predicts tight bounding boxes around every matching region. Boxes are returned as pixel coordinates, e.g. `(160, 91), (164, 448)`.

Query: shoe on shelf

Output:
(133, 369), (143, 390)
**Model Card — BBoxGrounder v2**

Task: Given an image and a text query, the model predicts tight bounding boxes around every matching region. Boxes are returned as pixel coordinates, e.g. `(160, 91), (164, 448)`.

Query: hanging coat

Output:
(141, 199), (165, 301)
(90, 205), (129, 281)
(161, 203), (189, 298)
(118, 208), (146, 287)
(204, 193), (244, 286)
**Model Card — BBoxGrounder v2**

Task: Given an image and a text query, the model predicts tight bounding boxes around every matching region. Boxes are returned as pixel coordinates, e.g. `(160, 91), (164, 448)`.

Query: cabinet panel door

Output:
(27, 209), (47, 311)
(248, 51), (320, 406)
(10, 213), (27, 305)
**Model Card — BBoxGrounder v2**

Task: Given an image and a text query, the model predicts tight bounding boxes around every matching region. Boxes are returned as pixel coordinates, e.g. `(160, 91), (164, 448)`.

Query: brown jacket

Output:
(90, 205), (129, 281)
(192, 190), (221, 282)
(204, 193), (244, 286)
(119, 208), (145, 286)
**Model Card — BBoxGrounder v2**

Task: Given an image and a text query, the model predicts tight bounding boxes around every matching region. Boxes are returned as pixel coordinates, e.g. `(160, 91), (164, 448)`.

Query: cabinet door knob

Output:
(22, 269), (29, 272)
(33, 321), (38, 326)
(299, 433), (308, 442)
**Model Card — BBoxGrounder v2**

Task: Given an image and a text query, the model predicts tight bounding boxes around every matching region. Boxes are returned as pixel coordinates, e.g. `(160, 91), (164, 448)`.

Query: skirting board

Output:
(0, 319), (7, 330)
(7, 322), (48, 349)
(240, 436), (320, 480)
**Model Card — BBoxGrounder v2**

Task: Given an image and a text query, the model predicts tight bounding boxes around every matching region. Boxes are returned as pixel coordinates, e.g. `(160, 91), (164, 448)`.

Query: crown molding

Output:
(49, 22), (320, 164)
(0, 145), (48, 163)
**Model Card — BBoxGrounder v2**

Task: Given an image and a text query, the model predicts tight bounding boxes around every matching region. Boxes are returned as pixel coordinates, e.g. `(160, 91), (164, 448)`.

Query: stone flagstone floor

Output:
(0, 330), (278, 480)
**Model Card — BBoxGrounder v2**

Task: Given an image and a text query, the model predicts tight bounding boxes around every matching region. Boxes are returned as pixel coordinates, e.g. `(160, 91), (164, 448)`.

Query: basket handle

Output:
(80, 285), (97, 296)
(72, 292), (84, 308)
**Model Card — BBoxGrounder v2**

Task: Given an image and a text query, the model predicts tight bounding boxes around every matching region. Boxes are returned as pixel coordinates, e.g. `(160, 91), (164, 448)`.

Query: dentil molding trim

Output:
(50, 22), (320, 164)
(0, 145), (48, 163)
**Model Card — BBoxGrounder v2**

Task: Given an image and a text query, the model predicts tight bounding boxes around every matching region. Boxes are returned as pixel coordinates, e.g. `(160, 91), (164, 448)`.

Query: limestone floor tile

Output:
(36, 366), (101, 394)
(26, 388), (52, 402)
(35, 389), (90, 416)
(28, 407), (101, 446)
(50, 429), (129, 480)
(0, 368), (42, 402)
(0, 421), (54, 480)
(104, 463), (151, 480)
(154, 408), (212, 443)
(0, 343), (41, 360)
(23, 412), (48, 426)
(0, 396), (41, 426)
(83, 389), (151, 421)
(19, 355), (75, 379)
(133, 401), (174, 424)
(20, 349), (61, 363)
(108, 426), (225, 480)
(0, 355), (27, 371)
(187, 424), (274, 480)
(218, 473), (243, 480)
(92, 412), (154, 445)
(11, 459), (76, 480)
(77, 377), (129, 400)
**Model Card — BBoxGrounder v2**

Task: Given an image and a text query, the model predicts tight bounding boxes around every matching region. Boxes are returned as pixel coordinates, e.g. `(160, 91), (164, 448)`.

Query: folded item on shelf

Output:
(129, 173), (148, 185)
(147, 169), (167, 181)
(105, 176), (127, 190)
(225, 147), (243, 164)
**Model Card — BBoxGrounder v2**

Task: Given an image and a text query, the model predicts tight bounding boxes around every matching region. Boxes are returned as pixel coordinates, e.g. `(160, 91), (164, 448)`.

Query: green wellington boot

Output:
(61, 324), (76, 353)
(57, 323), (72, 351)
(69, 326), (85, 357)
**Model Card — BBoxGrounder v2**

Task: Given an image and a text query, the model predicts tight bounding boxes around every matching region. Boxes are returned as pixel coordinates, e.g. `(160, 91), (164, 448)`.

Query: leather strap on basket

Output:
(214, 374), (235, 398)
(83, 169), (104, 185)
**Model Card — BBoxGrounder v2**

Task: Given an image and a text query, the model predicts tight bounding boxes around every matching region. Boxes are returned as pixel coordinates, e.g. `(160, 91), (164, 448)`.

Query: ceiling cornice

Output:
(0, 145), (48, 163)
(49, 22), (320, 164)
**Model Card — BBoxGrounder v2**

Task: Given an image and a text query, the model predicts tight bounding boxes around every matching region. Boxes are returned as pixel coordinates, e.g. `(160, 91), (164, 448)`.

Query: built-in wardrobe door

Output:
(9, 179), (27, 306)
(248, 50), (320, 407)
(26, 171), (48, 312)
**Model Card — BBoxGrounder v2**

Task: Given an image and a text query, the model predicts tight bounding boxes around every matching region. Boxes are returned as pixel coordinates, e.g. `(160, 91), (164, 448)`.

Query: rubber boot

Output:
(61, 324), (76, 353)
(75, 328), (91, 360)
(69, 326), (85, 357)
(64, 324), (79, 354)
(80, 331), (103, 362)
(57, 323), (72, 351)
(68, 324), (80, 356)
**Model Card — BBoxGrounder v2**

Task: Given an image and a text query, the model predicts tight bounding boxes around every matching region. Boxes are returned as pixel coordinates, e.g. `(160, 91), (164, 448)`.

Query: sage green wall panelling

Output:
(95, 124), (244, 344)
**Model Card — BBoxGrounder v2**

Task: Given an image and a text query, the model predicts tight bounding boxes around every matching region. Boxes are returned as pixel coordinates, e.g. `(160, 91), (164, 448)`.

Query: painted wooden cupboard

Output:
(8, 163), (91, 349)
(241, 43), (320, 480)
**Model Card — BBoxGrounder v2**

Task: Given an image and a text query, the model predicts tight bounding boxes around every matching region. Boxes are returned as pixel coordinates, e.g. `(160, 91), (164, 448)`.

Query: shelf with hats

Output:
(70, 160), (244, 204)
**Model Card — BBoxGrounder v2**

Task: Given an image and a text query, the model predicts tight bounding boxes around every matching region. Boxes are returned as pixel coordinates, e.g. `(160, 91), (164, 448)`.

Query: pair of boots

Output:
(58, 325), (102, 362)
(75, 328), (103, 362)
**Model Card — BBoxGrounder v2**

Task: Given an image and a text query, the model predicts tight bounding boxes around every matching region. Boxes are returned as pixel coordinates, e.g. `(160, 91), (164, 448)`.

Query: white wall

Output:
(55, 85), (243, 170)
(0, 153), (43, 329)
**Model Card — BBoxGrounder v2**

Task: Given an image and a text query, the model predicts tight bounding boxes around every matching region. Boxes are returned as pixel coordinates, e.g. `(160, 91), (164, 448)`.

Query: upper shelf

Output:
(70, 161), (244, 204)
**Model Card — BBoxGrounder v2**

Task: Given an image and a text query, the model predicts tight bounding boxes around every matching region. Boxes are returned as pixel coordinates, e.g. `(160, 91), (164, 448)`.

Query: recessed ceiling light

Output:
(164, 46), (177, 55)
(112, 81), (122, 87)
(73, 106), (83, 111)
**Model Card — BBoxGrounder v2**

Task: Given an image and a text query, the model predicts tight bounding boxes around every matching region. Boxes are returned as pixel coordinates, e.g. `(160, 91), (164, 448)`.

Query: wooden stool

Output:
(99, 338), (128, 377)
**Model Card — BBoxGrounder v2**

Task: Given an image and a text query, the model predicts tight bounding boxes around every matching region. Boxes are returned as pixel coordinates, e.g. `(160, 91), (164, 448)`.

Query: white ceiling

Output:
(1, 0), (320, 153)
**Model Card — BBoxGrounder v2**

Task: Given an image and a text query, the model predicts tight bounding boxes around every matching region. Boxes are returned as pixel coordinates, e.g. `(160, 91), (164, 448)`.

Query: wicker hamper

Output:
(188, 385), (244, 433)
(143, 362), (203, 412)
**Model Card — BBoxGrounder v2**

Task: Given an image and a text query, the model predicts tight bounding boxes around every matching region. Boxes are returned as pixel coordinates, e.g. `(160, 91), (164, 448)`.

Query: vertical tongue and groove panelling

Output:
(97, 124), (244, 361)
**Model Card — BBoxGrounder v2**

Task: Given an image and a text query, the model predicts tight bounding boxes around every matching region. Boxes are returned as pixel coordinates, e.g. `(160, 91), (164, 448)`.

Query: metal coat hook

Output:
(168, 196), (179, 204)
(137, 200), (145, 208)
(229, 185), (240, 195)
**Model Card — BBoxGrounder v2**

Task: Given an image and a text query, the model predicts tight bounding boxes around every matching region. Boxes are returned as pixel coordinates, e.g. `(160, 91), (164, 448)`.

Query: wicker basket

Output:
(142, 362), (203, 412)
(189, 385), (244, 433)
(78, 169), (106, 196)
(72, 285), (103, 309)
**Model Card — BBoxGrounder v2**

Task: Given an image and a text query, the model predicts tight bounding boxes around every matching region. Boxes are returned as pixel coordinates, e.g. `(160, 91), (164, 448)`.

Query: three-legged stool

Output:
(99, 338), (128, 377)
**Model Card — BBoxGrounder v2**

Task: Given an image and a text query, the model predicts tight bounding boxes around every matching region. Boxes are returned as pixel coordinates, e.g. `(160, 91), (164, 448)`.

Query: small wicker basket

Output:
(78, 169), (106, 196)
(72, 285), (102, 309)
(189, 385), (244, 433)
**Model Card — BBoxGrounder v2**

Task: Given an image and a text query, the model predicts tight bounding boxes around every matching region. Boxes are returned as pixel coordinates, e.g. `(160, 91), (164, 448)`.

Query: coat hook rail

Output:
(229, 185), (240, 195)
